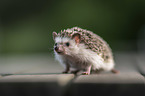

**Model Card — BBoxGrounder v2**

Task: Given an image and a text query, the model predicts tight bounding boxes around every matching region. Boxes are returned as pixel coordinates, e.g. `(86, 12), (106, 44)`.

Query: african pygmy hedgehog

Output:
(53, 27), (117, 75)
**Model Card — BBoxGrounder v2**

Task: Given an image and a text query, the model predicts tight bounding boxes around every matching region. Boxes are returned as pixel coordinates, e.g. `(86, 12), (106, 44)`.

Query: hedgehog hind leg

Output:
(111, 69), (119, 74)
(81, 65), (92, 75)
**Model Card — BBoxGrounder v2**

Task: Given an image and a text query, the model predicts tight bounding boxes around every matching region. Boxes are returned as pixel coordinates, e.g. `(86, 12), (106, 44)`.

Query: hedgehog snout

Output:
(54, 45), (64, 54)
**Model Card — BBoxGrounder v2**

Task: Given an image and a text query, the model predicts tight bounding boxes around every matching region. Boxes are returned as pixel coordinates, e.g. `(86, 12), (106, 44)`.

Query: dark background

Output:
(0, 0), (145, 54)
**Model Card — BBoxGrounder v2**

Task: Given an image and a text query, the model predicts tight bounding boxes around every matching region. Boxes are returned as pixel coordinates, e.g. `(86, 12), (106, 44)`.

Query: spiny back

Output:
(57, 27), (113, 62)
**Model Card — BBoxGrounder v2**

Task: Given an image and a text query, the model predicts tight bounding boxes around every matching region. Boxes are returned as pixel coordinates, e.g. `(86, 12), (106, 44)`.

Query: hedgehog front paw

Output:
(82, 72), (90, 75)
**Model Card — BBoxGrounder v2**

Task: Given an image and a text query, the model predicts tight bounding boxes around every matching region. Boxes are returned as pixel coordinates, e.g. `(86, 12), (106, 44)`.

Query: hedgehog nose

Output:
(54, 46), (63, 54)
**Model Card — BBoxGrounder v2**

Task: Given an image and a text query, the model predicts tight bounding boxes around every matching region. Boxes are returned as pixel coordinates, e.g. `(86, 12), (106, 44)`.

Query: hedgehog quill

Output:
(53, 27), (118, 75)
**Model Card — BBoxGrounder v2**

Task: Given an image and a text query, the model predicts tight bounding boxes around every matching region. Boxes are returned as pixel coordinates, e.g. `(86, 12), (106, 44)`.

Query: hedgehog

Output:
(52, 27), (118, 75)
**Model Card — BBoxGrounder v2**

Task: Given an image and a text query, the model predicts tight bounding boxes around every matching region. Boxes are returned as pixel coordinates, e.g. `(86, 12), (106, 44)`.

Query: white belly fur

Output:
(55, 48), (114, 71)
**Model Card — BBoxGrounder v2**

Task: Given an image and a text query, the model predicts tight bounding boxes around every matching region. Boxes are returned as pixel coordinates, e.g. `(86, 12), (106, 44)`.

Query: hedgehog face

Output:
(54, 37), (77, 55)
(53, 32), (81, 56)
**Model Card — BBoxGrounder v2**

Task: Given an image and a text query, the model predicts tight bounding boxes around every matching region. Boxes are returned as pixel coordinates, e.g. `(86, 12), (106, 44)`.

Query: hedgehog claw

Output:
(82, 72), (89, 75)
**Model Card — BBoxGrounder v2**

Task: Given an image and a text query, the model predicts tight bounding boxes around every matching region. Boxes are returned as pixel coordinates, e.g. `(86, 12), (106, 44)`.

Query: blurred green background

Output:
(0, 0), (145, 54)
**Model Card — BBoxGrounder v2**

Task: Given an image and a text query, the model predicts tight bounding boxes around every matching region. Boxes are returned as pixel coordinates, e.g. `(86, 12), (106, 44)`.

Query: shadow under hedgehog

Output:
(52, 27), (118, 75)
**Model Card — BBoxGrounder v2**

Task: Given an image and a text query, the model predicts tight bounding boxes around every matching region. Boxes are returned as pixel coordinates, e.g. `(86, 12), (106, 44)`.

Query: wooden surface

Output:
(136, 53), (145, 75)
(0, 52), (145, 96)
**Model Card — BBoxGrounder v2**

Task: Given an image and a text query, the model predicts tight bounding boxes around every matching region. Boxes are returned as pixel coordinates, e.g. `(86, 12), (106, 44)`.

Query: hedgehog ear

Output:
(53, 32), (57, 40)
(72, 33), (81, 44)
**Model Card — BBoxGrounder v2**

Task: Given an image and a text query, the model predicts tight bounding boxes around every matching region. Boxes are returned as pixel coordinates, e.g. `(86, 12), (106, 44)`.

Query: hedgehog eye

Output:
(55, 43), (57, 46)
(65, 42), (70, 47)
